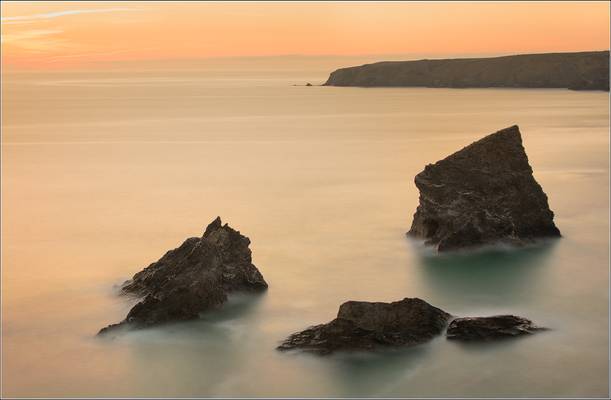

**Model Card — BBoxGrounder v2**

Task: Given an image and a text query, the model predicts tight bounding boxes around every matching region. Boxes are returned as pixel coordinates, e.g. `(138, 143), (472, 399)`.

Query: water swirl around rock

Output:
(98, 217), (267, 335)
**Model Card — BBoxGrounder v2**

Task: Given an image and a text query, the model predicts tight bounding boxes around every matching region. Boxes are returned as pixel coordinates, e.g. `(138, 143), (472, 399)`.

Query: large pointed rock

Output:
(98, 217), (267, 334)
(277, 298), (451, 355)
(408, 125), (560, 252)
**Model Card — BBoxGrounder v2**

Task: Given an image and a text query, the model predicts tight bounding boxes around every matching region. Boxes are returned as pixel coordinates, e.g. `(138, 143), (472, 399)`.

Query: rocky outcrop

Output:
(98, 217), (267, 334)
(324, 51), (609, 91)
(446, 315), (546, 340)
(407, 125), (560, 252)
(277, 298), (451, 355)
(278, 298), (546, 354)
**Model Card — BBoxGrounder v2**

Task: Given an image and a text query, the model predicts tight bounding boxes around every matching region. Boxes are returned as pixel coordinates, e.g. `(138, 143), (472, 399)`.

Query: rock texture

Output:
(277, 298), (451, 355)
(446, 315), (545, 341)
(324, 51), (609, 91)
(98, 217), (267, 334)
(278, 298), (546, 354)
(407, 125), (560, 252)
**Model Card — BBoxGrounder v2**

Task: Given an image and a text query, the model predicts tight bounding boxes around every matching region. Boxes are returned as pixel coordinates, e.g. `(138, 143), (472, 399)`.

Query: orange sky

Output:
(1, 1), (609, 70)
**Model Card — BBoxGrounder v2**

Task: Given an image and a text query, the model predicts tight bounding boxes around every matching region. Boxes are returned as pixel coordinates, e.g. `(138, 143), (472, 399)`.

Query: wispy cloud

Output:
(1, 8), (133, 24)
(1, 29), (63, 43)
(1, 28), (72, 53)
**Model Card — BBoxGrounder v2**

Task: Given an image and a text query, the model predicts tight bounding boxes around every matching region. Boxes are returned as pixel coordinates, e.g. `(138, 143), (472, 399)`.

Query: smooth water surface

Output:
(2, 61), (609, 397)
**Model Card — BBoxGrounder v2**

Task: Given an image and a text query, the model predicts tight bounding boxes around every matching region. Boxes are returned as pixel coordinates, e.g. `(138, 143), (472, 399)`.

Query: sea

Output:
(2, 56), (609, 397)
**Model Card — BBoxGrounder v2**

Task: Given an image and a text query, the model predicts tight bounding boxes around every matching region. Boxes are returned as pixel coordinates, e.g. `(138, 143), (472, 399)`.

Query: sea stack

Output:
(277, 298), (451, 355)
(98, 217), (267, 334)
(408, 125), (560, 252)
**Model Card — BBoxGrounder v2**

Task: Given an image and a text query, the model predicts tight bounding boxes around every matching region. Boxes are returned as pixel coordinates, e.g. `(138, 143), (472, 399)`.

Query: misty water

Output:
(2, 60), (609, 397)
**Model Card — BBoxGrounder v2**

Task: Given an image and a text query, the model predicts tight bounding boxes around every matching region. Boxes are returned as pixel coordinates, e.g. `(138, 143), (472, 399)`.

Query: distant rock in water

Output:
(407, 125), (560, 252)
(324, 51), (609, 91)
(277, 298), (451, 355)
(98, 217), (267, 335)
(446, 315), (546, 341)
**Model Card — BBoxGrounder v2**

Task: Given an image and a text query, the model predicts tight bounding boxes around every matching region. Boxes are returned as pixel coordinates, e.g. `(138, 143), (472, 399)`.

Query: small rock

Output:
(446, 315), (546, 341)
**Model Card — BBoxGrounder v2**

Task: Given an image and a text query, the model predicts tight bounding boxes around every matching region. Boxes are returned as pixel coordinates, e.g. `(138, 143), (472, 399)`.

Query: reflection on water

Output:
(415, 240), (559, 308)
(2, 68), (608, 397)
(448, 328), (550, 351)
(325, 344), (433, 397)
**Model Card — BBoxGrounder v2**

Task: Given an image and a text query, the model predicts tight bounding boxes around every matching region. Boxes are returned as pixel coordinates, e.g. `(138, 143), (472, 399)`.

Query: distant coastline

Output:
(324, 50), (610, 91)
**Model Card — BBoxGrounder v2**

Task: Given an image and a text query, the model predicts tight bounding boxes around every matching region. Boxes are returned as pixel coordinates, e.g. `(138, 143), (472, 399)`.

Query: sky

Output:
(1, 1), (609, 70)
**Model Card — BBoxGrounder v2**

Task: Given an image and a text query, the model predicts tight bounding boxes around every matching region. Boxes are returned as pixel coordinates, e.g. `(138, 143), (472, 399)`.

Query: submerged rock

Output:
(277, 298), (451, 355)
(98, 217), (267, 334)
(408, 125), (560, 252)
(446, 315), (546, 341)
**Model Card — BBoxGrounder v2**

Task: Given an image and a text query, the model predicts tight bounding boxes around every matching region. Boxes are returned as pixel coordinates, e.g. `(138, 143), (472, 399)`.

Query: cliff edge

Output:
(324, 51), (610, 91)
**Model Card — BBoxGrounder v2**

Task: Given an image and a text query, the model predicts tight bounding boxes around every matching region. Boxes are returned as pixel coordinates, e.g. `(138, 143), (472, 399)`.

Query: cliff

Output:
(324, 51), (609, 91)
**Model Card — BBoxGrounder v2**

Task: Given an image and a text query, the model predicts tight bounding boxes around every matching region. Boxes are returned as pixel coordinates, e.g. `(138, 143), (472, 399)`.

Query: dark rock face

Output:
(407, 125), (560, 252)
(324, 51), (609, 91)
(446, 315), (545, 340)
(98, 217), (267, 334)
(277, 298), (451, 355)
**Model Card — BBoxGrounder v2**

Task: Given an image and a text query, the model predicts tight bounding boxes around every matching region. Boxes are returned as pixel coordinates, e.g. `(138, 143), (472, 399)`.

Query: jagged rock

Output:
(277, 298), (451, 355)
(407, 125), (560, 252)
(98, 217), (267, 334)
(446, 315), (546, 340)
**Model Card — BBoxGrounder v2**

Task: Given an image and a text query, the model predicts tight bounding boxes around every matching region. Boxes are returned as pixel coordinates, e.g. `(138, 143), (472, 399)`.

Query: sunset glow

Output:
(1, 1), (609, 70)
